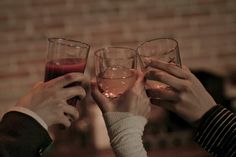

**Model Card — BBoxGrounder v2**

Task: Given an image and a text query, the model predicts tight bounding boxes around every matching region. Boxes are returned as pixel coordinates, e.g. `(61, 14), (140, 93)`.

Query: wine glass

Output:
(94, 47), (137, 99)
(137, 38), (182, 98)
(44, 37), (90, 107)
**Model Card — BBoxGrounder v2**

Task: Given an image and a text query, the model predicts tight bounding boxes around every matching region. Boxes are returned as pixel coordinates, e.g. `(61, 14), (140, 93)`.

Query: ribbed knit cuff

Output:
(103, 112), (148, 157)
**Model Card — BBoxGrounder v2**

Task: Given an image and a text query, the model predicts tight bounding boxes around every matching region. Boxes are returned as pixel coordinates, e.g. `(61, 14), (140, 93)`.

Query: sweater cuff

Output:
(103, 112), (148, 157)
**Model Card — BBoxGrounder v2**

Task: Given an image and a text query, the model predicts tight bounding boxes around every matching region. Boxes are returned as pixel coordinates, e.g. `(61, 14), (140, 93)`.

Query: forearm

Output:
(0, 111), (52, 157)
(104, 112), (148, 157)
(193, 105), (236, 157)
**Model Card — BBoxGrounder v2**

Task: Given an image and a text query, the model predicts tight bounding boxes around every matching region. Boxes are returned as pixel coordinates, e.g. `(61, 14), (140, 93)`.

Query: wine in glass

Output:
(44, 37), (90, 107)
(95, 47), (137, 99)
(137, 38), (182, 97)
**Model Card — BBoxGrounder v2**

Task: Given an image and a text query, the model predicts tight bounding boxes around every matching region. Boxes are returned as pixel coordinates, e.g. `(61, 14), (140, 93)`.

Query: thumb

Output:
(91, 80), (112, 113)
(131, 70), (145, 92)
(32, 81), (43, 89)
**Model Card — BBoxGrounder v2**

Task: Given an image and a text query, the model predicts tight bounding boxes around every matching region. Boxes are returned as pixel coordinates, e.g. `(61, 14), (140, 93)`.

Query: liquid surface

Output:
(45, 58), (86, 81)
(44, 58), (86, 106)
(97, 65), (136, 99)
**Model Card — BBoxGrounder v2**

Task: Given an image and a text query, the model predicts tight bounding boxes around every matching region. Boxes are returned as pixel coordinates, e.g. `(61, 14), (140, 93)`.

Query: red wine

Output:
(44, 58), (86, 106)
(97, 65), (136, 99)
(45, 58), (86, 81)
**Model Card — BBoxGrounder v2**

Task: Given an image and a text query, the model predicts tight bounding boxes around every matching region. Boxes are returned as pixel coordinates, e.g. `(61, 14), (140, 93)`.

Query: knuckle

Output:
(179, 93), (187, 102)
(78, 87), (86, 96)
(184, 71), (193, 79)
(157, 72), (166, 81)
(180, 81), (191, 91)
(64, 73), (78, 81)
(166, 64), (173, 71)
(50, 91), (58, 99)
(56, 103), (64, 111)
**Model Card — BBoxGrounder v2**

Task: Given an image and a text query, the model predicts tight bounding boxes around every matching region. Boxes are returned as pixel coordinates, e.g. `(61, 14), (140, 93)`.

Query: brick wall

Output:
(0, 0), (236, 115)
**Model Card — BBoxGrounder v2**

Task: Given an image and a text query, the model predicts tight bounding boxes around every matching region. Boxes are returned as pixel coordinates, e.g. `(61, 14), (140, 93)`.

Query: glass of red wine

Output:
(44, 37), (90, 107)
(95, 47), (137, 99)
(137, 38), (182, 99)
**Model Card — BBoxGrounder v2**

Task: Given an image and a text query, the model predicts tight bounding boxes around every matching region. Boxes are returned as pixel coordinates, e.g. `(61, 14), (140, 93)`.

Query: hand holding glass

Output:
(137, 38), (181, 98)
(44, 38), (90, 107)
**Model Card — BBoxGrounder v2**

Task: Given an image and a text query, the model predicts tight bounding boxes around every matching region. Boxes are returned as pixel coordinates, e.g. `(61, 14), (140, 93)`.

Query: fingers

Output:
(62, 104), (79, 121)
(45, 73), (88, 89)
(32, 82), (43, 89)
(145, 70), (187, 91)
(150, 99), (176, 111)
(59, 86), (86, 100)
(145, 59), (189, 79)
(131, 70), (145, 93)
(146, 88), (179, 101)
(91, 80), (112, 113)
(59, 117), (71, 128)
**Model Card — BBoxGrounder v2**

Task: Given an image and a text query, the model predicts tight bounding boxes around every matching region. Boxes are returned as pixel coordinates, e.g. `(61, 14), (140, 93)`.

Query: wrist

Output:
(192, 104), (218, 128)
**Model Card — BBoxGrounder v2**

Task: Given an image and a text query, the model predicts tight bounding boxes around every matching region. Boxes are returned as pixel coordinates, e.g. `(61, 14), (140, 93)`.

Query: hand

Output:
(16, 73), (89, 128)
(91, 71), (150, 118)
(145, 59), (217, 124)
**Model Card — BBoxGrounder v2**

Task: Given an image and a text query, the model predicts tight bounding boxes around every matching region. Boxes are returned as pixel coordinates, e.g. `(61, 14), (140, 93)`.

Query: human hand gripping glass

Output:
(137, 38), (181, 102)
(15, 73), (89, 128)
(91, 71), (150, 157)
(44, 38), (90, 108)
(91, 71), (150, 117)
(144, 59), (217, 125)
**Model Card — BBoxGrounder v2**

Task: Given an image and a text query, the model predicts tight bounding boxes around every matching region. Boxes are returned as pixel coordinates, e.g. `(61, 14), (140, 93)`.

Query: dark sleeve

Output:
(193, 105), (236, 157)
(0, 111), (52, 157)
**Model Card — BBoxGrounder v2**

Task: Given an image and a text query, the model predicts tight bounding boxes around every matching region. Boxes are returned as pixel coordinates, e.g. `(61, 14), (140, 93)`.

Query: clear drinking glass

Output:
(137, 38), (181, 95)
(44, 37), (90, 107)
(95, 47), (137, 99)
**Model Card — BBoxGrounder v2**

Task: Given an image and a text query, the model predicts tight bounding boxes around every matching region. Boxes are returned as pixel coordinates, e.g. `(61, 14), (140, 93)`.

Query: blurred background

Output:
(0, 0), (236, 156)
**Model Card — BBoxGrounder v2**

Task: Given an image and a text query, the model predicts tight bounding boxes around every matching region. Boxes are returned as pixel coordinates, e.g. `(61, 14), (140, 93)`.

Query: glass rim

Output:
(48, 37), (90, 49)
(136, 37), (179, 56)
(94, 46), (137, 59)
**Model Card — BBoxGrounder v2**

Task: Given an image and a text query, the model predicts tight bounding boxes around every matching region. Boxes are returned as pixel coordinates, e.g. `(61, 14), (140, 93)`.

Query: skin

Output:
(91, 71), (150, 119)
(144, 59), (217, 125)
(15, 73), (89, 128)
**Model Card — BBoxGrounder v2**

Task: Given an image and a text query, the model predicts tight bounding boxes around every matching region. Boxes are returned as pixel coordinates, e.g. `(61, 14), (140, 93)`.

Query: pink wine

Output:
(145, 80), (170, 90)
(97, 65), (136, 99)
(44, 58), (86, 106)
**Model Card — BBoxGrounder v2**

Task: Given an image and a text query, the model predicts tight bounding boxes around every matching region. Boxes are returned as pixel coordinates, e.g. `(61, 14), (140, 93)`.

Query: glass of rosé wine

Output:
(95, 47), (137, 99)
(44, 38), (90, 107)
(137, 38), (182, 99)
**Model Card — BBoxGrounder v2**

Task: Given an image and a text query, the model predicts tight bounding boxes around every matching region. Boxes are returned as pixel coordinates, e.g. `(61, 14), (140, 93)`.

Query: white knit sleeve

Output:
(103, 112), (148, 157)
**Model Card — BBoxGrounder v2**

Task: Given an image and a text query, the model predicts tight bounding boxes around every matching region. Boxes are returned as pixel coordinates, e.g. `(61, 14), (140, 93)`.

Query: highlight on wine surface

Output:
(44, 37), (90, 106)
(137, 38), (182, 97)
(95, 47), (137, 99)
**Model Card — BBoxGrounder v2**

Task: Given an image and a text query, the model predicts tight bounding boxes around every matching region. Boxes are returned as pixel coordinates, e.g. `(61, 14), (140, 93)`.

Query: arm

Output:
(144, 59), (236, 157)
(104, 112), (147, 157)
(193, 105), (236, 157)
(0, 73), (89, 157)
(0, 112), (52, 157)
(91, 71), (150, 157)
